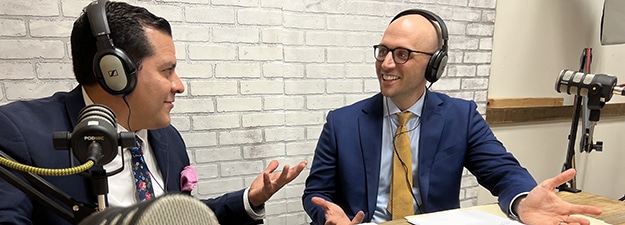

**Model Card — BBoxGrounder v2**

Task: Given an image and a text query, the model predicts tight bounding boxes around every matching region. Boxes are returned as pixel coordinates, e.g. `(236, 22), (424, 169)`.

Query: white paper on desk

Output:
(406, 209), (523, 225)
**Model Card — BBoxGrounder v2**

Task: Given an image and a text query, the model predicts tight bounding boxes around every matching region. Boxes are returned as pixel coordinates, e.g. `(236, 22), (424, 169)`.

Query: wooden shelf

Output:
(485, 98), (625, 125)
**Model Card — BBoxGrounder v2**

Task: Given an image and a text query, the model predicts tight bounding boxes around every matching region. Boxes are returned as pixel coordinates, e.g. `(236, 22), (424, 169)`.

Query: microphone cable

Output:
(0, 152), (94, 176)
(385, 97), (424, 214)
(392, 116), (423, 214)
(122, 96), (133, 132)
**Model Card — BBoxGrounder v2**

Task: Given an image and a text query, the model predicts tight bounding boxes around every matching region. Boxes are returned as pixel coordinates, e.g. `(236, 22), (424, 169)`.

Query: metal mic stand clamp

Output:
(581, 90), (605, 153)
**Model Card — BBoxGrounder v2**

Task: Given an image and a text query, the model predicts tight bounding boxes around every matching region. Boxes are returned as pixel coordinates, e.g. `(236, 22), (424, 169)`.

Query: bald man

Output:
(302, 9), (601, 225)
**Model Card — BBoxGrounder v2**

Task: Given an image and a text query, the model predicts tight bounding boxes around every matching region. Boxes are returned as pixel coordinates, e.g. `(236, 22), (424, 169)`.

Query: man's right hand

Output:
(311, 197), (365, 225)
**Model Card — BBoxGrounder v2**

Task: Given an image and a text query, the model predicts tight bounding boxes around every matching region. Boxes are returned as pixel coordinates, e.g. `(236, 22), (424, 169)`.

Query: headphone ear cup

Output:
(425, 50), (448, 83)
(93, 47), (137, 96)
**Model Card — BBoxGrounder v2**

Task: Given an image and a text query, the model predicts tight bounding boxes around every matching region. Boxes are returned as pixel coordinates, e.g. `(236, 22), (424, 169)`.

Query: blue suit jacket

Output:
(0, 87), (260, 225)
(302, 92), (537, 224)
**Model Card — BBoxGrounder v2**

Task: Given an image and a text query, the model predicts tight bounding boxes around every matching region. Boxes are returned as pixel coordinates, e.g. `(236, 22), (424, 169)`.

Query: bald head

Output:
(381, 14), (441, 53)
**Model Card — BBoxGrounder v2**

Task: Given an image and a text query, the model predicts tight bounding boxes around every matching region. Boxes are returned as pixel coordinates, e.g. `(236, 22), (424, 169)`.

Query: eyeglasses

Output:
(373, 45), (434, 64)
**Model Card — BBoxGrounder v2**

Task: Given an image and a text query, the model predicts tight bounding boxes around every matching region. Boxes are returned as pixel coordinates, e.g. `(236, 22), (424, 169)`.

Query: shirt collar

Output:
(383, 91), (426, 118)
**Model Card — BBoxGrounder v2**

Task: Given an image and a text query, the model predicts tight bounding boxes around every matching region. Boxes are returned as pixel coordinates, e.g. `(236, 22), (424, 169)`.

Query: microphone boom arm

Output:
(582, 95), (602, 153)
(0, 149), (96, 225)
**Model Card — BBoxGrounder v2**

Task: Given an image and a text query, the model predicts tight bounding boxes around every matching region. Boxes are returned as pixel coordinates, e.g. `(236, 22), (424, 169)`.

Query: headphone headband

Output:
(86, 0), (110, 39)
(391, 9), (448, 53)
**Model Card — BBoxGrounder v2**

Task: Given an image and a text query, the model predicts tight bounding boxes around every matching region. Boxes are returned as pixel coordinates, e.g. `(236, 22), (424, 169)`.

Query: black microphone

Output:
(53, 104), (135, 165)
(555, 69), (625, 102)
(78, 194), (219, 225)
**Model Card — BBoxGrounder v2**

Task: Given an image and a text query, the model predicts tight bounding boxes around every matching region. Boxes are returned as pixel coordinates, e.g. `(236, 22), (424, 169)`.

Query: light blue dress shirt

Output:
(373, 92), (425, 222)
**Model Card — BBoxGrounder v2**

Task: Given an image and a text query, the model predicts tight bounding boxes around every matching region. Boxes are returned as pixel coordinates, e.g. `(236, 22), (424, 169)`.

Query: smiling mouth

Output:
(383, 75), (400, 81)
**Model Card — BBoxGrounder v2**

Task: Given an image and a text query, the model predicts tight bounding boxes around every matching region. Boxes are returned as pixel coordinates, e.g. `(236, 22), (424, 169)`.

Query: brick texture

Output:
(0, 0), (497, 224)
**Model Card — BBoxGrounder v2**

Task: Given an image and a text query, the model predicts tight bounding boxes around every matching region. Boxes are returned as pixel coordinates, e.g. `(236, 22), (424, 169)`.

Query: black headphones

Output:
(391, 9), (449, 84)
(86, 0), (137, 96)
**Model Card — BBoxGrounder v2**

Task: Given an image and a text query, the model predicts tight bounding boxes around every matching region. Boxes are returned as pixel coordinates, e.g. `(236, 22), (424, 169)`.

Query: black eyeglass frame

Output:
(373, 44), (434, 64)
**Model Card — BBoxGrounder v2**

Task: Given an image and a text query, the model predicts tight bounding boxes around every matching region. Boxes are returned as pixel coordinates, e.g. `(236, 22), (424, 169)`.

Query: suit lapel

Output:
(148, 129), (178, 192)
(417, 91), (444, 211)
(359, 94), (384, 219)
(64, 87), (90, 167)
(64, 86), (86, 128)
(62, 86), (98, 204)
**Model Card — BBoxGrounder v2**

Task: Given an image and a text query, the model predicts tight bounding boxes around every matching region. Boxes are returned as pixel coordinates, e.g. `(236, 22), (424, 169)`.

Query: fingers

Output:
(569, 204), (602, 216)
(541, 169), (576, 189)
(266, 160), (308, 187)
(262, 171), (271, 186)
(265, 160), (279, 173)
(294, 160), (308, 172)
(352, 211), (365, 224)
(563, 215), (592, 225)
(276, 160), (308, 182)
(278, 164), (290, 182)
(267, 160), (307, 176)
(553, 204), (601, 225)
(312, 197), (330, 210)
(286, 160), (307, 178)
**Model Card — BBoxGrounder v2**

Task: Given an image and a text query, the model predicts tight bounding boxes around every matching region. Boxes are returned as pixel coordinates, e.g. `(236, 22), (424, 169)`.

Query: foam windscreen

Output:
(78, 194), (219, 225)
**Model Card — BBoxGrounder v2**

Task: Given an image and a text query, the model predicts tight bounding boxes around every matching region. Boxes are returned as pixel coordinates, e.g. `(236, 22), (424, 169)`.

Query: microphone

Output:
(78, 194), (219, 225)
(555, 69), (625, 102)
(53, 104), (135, 165)
(53, 104), (136, 211)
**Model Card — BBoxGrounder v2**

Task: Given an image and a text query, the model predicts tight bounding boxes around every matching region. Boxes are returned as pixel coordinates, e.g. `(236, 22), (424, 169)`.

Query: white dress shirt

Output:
(81, 88), (263, 219)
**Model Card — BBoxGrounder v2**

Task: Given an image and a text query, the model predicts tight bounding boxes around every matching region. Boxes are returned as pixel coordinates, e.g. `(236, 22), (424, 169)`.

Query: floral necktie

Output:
(131, 136), (154, 202)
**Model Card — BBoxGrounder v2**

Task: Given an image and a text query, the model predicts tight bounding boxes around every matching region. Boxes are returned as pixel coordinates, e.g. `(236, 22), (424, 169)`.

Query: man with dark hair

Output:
(0, 1), (306, 225)
(302, 9), (601, 225)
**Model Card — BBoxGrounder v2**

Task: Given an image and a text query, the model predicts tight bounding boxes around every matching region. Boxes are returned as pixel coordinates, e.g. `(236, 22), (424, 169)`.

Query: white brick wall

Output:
(0, 18), (26, 36)
(0, 0), (497, 224)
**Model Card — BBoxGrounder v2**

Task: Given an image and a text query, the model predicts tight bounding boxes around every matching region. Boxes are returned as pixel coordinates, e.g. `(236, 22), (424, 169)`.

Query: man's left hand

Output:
(248, 159), (308, 207)
(517, 169), (602, 225)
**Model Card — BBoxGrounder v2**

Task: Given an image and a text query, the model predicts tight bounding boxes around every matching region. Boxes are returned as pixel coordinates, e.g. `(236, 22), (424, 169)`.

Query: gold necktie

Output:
(388, 111), (414, 220)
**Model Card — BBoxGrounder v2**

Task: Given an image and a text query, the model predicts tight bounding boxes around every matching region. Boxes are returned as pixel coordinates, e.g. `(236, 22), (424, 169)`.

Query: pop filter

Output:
(78, 194), (219, 225)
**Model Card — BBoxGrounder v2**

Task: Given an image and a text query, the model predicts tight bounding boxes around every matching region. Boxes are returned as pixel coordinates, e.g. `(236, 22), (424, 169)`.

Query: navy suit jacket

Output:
(302, 92), (537, 224)
(0, 87), (260, 225)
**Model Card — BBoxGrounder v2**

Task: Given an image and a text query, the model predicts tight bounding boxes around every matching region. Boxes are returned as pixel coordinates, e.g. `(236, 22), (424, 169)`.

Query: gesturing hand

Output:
(517, 169), (602, 225)
(311, 197), (365, 225)
(248, 160), (307, 207)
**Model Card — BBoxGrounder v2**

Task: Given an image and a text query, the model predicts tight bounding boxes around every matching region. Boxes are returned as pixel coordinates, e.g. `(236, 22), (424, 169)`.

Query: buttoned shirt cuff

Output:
(508, 192), (529, 221)
(243, 187), (265, 220)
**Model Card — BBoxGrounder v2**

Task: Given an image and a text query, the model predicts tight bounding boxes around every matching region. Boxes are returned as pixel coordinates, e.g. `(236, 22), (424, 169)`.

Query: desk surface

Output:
(380, 192), (625, 225)
(557, 191), (625, 225)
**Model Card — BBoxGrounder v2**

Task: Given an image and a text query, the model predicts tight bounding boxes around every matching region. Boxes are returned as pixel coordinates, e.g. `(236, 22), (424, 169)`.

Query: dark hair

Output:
(71, 1), (172, 85)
